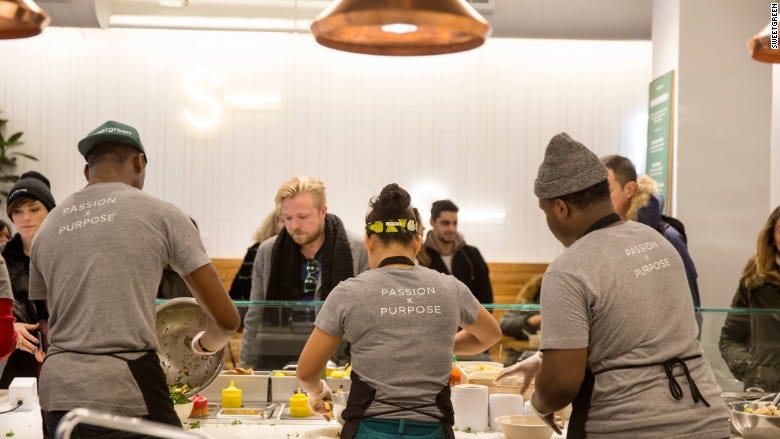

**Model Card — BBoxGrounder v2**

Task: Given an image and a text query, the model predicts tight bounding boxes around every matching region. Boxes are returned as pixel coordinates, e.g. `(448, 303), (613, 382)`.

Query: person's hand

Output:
(190, 331), (220, 356)
(13, 322), (40, 355)
(308, 379), (334, 421)
(530, 391), (563, 435)
(494, 351), (542, 393)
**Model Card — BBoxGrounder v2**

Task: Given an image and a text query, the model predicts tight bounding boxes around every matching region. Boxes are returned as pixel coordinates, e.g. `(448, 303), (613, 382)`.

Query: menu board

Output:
(645, 70), (675, 215)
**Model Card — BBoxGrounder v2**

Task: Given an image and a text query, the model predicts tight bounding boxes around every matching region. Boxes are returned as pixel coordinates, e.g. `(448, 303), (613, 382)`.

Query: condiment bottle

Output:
(289, 388), (313, 417)
(449, 355), (461, 386)
(189, 394), (209, 418)
(221, 380), (242, 408)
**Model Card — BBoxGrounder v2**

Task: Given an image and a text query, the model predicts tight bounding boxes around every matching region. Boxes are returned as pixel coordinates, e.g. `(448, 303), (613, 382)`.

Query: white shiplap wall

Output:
(0, 28), (651, 261)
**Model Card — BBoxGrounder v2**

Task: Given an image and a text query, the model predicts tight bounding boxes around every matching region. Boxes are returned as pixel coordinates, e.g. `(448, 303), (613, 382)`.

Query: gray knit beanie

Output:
(534, 132), (608, 199)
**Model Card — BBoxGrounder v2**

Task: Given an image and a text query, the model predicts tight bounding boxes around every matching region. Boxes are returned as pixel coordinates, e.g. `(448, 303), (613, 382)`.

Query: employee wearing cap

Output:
(0, 171), (56, 388)
(28, 120), (240, 437)
(496, 133), (729, 438)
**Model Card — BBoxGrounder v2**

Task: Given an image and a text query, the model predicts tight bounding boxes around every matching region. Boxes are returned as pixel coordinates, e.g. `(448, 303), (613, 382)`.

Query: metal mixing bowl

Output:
(156, 298), (224, 396)
(729, 401), (780, 439)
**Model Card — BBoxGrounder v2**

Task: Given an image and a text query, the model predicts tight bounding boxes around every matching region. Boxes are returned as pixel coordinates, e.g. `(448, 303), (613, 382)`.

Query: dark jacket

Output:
(719, 278), (780, 392)
(423, 233), (493, 304)
(228, 242), (259, 301)
(0, 234), (47, 388)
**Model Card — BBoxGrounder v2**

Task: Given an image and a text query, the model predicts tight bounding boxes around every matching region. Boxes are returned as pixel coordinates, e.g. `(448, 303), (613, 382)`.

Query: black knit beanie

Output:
(7, 171), (56, 215)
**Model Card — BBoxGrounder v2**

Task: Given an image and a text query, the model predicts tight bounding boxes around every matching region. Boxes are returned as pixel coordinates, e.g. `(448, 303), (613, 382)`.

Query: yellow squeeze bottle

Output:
(221, 380), (242, 408)
(289, 388), (313, 417)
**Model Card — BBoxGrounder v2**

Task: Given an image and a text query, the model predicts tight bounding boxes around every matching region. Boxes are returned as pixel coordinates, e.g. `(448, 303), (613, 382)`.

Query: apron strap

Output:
(595, 355), (709, 407)
(368, 399), (442, 420)
(566, 369), (594, 439)
(340, 371), (454, 439)
(565, 213), (620, 439)
(663, 357), (711, 407)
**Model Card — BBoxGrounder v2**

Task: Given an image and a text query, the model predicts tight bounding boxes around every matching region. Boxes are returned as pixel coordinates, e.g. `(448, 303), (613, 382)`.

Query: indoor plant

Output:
(0, 114), (39, 198)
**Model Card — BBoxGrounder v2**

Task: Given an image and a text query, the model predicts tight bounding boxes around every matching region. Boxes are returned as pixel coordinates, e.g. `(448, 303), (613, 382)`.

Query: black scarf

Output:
(266, 213), (355, 301)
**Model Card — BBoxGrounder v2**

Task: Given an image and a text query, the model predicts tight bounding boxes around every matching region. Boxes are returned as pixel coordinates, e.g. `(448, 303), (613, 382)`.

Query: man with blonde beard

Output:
(240, 176), (369, 369)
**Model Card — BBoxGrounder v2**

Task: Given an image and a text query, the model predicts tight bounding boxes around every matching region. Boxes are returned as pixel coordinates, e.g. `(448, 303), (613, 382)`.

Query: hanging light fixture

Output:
(747, 23), (780, 63)
(310, 0), (492, 56)
(0, 0), (50, 39)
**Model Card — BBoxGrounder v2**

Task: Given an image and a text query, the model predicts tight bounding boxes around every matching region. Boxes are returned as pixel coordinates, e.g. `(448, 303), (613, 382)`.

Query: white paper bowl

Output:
(496, 415), (553, 439)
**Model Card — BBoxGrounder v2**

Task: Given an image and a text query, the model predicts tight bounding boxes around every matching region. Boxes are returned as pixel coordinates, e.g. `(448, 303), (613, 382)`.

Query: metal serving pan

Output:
(728, 401), (780, 439)
(156, 298), (224, 396)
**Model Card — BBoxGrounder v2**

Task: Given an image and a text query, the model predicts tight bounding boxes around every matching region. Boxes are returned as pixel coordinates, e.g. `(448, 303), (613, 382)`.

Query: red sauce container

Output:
(189, 394), (209, 418)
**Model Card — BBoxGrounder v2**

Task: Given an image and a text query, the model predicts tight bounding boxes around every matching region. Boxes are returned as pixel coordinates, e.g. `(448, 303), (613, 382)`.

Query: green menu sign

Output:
(646, 70), (675, 215)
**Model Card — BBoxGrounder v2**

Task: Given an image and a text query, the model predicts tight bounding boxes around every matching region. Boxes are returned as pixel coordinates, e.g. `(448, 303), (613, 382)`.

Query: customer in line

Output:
(720, 205), (780, 392)
(424, 199), (493, 305)
(297, 183), (501, 439)
(240, 176), (368, 369)
(0, 171), (55, 388)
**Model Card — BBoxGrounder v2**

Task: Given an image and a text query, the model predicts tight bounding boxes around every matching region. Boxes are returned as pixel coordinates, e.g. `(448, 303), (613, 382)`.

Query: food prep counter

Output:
(179, 403), (558, 438)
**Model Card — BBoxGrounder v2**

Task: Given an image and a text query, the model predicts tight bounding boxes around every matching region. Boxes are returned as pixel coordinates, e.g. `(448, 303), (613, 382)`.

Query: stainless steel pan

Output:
(156, 298), (224, 396)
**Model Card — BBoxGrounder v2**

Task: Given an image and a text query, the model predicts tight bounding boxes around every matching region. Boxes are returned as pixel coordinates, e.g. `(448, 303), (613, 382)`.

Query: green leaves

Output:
(0, 111), (38, 202)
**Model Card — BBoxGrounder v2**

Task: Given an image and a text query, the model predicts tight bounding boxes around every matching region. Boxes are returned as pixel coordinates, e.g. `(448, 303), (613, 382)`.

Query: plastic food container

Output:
(201, 371), (270, 402)
(271, 370), (300, 402)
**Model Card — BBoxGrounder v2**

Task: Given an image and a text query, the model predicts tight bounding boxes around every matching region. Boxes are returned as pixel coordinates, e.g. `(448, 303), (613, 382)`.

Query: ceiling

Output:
(37, 0), (652, 40)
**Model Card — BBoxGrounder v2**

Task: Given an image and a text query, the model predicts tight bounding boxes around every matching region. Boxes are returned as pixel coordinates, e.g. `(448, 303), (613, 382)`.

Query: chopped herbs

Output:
(231, 419), (242, 425)
(168, 383), (192, 405)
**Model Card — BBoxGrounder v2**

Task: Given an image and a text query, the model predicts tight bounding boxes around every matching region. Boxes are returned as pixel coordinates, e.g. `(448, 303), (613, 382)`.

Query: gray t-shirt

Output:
(29, 182), (211, 416)
(315, 265), (481, 422)
(540, 220), (729, 438)
(0, 257), (12, 300)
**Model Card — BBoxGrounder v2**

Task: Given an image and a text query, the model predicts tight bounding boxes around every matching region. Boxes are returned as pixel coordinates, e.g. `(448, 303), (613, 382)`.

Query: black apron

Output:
(566, 214), (711, 438)
(340, 256), (455, 439)
(44, 347), (180, 427)
(340, 371), (455, 439)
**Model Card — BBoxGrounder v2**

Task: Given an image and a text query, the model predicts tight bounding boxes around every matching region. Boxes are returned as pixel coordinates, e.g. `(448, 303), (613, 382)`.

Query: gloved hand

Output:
(190, 331), (219, 356)
(308, 379), (334, 421)
(530, 391), (563, 435)
(494, 351), (542, 394)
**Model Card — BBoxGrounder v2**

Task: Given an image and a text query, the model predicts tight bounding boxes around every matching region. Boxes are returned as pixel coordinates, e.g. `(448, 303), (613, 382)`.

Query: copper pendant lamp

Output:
(0, 0), (50, 39)
(310, 0), (492, 56)
(747, 23), (780, 64)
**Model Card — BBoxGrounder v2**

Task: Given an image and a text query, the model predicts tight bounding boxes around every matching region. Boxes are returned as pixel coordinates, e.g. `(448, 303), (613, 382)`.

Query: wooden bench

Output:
(211, 258), (548, 367)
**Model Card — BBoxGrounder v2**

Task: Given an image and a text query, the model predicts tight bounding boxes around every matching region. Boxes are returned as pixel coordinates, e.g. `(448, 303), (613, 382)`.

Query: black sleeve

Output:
(719, 282), (753, 381)
(228, 244), (259, 301)
(470, 247), (493, 304)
